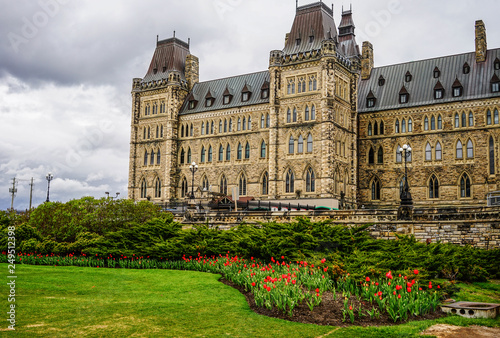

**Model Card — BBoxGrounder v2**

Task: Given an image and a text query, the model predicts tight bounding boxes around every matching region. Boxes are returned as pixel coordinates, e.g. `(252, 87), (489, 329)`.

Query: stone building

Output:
(128, 2), (500, 209)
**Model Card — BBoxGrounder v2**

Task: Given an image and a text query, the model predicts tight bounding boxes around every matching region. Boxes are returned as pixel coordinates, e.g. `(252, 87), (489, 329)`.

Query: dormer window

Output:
(188, 101), (195, 110)
(494, 58), (500, 70)
(241, 83), (252, 102)
(366, 90), (376, 108)
(205, 98), (214, 107)
(378, 75), (385, 86)
(296, 38), (301, 46)
(434, 81), (444, 99)
(223, 95), (231, 104)
(309, 35), (314, 43)
(452, 78), (463, 97)
(399, 86), (409, 104)
(433, 67), (440, 78)
(463, 62), (470, 74)
(261, 81), (270, 99)
(222, 85), (233, 105)
(491, 74), (500, 93)
(405, 71), (412, 82)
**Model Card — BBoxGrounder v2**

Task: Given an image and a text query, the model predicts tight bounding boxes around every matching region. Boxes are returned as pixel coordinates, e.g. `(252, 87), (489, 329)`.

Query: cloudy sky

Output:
(1, 0), (499, 210)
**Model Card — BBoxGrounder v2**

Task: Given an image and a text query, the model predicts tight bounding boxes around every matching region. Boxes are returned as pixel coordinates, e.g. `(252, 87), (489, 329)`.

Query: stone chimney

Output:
(475, 20), (487, 63)
(185, 54), (199, 90)
(361, 41), (374, 80)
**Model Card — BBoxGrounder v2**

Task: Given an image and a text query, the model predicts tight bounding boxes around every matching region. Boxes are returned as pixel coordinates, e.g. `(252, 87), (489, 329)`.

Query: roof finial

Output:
(188, 38), (190, 47)
(350, 3), (352, 11)
(296, 0), (298, 9)
(156, 35), (158, 43)
(173, 30), (176, 38)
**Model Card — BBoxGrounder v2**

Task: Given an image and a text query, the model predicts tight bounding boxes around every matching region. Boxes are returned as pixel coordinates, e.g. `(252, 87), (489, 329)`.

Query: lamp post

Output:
(399, 144), (413, 206)
(45, 173), (54, 202)
(189, 161), (198, 199)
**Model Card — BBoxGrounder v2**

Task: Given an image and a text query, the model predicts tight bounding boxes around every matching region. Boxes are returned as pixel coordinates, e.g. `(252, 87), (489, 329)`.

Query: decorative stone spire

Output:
(361, 41), (374, 80)
(475, 20), (487, 63)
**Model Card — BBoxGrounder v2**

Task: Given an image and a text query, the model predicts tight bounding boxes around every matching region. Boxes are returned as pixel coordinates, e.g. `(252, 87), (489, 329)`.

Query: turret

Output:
(361, 41), (374, 80)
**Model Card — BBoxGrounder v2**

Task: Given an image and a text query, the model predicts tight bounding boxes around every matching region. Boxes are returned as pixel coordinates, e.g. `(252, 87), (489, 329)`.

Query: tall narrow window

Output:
(260, 140), (266, 158)
(368, 147), (375, 164)
(141, 178), (147, 198)
(208, 146), (212, 162)
(311, 105), (316, 120)
(150, 150), (155, 165)
(220, 175), (227, 195)
(297, 135), (304, 153)
(487, 110), (492, 125)
(377, 147), (383, 164)
(460, 174), (471, 198)
(237, 143), (242, 160)
(201, 122), (205, 135)
(455, 113), (459, 128)
(187, 148), (191, 163)
(368, 122), (372, 136)
(206, 122), (209, 135)
(425, 142), (432, 161)
(245, 142), (250, 159)
(248, 116), (251, 130)
(202, 176), (209, 191)
(242, 117), (246, 131)
(219, 120), (222, 133)
(437, 115), (442, 129)
(374, 122), (378, 135)
(285, 169), (295, 193)
(456, 140), (463, 159)
(239, 174), (247, 196)
(156, 148), (161, 164)
(229, 119), (233, 132)
(435, 142), (442, 160)
(287, 109), (291, 123)
(429, 175), (439, 199)
(181, 125), (184, 138)
(489, 136), (495, 175)
(155, 178), (161, 198)
(380, 121), (384, 135)
(407, 118), (412, 132)
(190, 124), (193, 136)
(461, 112), (466, 128)
(396, 146), (402, 163)
(292, 108), (297, 122)
(226, 144), (231, 161)
(180, 149), (186, 165)
(288, 136), (294, 154)
(371, 178), (381, 200)
(262, 172), (269, 195)
(237, 117), (241, 131)
(144, 151), (148, 166)
(395, 120), (400, 133)
(306, 167), (315, 192)
(424, 116), (429, 131)
(495, 109), (499, 124)
(305, 106), (310, 121)
(469, 112), (474, 126)
(431, 116), (436, 130)
(219, 145), (224, 161)
(181, 177), (188, 197)
(466, 139), (474, 158)
(266, 114), (270, 127)
(224, 119), (228, 132)
(402, 118), (406, 133)
(161, 125), (164, 138)
(261, 114), (265, 128)
(201, 146), (206, 163)
(307, 134), (313, 152)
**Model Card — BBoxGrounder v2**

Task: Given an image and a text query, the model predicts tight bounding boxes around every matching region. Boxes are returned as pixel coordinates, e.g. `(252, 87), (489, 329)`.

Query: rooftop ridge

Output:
(194, 70), (268, 86)
(297, 1), (333, 16)
(157, 37), (189, 50)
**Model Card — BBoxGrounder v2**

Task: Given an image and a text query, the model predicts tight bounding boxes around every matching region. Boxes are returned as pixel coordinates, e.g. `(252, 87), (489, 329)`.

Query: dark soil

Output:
(220, 278), (446, 327)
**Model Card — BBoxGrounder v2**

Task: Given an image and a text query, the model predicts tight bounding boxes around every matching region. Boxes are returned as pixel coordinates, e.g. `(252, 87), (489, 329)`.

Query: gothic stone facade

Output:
(128, 3), (500, 209)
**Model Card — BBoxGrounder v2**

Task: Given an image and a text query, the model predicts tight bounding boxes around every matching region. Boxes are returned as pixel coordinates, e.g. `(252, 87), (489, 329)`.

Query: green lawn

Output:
(1, 264), (499, 337)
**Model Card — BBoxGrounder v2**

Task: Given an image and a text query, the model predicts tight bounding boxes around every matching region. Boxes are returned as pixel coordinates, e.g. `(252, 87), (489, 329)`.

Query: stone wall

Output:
(175, 206), (500, 249)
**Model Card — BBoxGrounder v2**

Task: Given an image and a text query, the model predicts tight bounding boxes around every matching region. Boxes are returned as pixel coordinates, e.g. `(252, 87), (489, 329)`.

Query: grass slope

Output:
(1, 264), (499, 337)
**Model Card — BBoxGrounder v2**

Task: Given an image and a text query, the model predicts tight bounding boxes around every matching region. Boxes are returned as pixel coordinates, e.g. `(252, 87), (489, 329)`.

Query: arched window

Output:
(408, 118), (412, 132)
(237, 143), (242, 160)
(431, 116), (436, 130)
(380, 121), (384, 135)
(429, 175), (439, 199)
(248, 116), (251, 130)
(455, 113), (459, 128)
(285, 169), (295, 193)
(437, 115), (442, 129)
(396, 145), (402, 163)
(262, 172), (269, 195)
(292, 108), (297, 122)
(224, 119), (228, 132)
(261, 114), (265, 128)
(311, 105), (316, 120)
(288, 136), (294, 154)
(154, 178), (161, 198)
(220, 175), (227, 195)
(305, 105), (310, 121)
(190, 124), (193, 136)
(377, 147), (383, 163)
(210, 121), (214, 134)
(187, 148), (192, 164)
(425, 142), (432, 161)
(147, 127), (151, 139)
(181, 125), (184, 137)
(207, 146), (213, 162)
(307, 134), (313, 152)
(374, 121), (378, 136)
(143, 127), (146, 139)
(456, 140), (463, 159)
(402, 118), (406, 133)
(201, 146), (206, 163)
(468, 112), (474, 126)
(219, 120), (222, 133)
(219, 145), (224, 161)
(306, 167), (315, 192)
(466, 139), (474, 158)
(489, 136), (495, 175)
(144, 150), (148, 166)
(229, 119), (233, 132)
(495, 109), (499, 124)
(287, 108), (291, 123)
(395, 119), (400, 133)
(461, 112), (466, 127)
(424, 116), (429, 131)
(487, 110), (492, 125)
(297, 135), (304, 153)
(181, 177), (188, 198)
(368, 147), (375, 164)
(201, 122), (205, 135)
(460, 173), (471, 198)
(245, 142), (250, 159)
(202, 176), (209, 191)
(435, 142), (442, 160)
(260, 140), (266, 158)
(156, 148), (161, 164)
(150, 150), (155, 165)
(242, 117), (246, 131)
(161, 125), (164, 138)
(237, 117), (241, 131)
(140, 178), (147, 198)
(266, 113), (270, 127)
(368, 122), (372, 136)
(371, 178), (381, 200)
(226, 144), (231, 161)
(239, 174), (247, 196)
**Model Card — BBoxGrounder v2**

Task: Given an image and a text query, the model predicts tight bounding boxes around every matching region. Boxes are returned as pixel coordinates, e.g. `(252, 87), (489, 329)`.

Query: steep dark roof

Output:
(358, 48), (500, 112)
(338, 9), (360, 58)
(142, 37), (190, 83)
(179, 71), (270, 115)
(282, 2), (337, 55)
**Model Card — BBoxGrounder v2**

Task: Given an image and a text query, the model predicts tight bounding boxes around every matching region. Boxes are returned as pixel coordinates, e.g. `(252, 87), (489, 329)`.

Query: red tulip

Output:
(320, 258), (326, 264)
(437, 285), (441, 289)
(366, 277), (370, 282)
(414, 269), (419, 275)
(385, 271), (393, 279)
(349, 305), (353, 310)
(407, 287), (411, 293)
(398, 294), (401, 299)
(315, 288), (319, 293)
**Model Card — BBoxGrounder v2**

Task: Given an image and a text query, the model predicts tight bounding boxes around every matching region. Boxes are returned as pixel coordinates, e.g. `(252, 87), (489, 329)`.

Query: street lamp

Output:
(399, 144), (413, 206)
(45, 173), (54, 202)
(189, 161), (198, 199)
